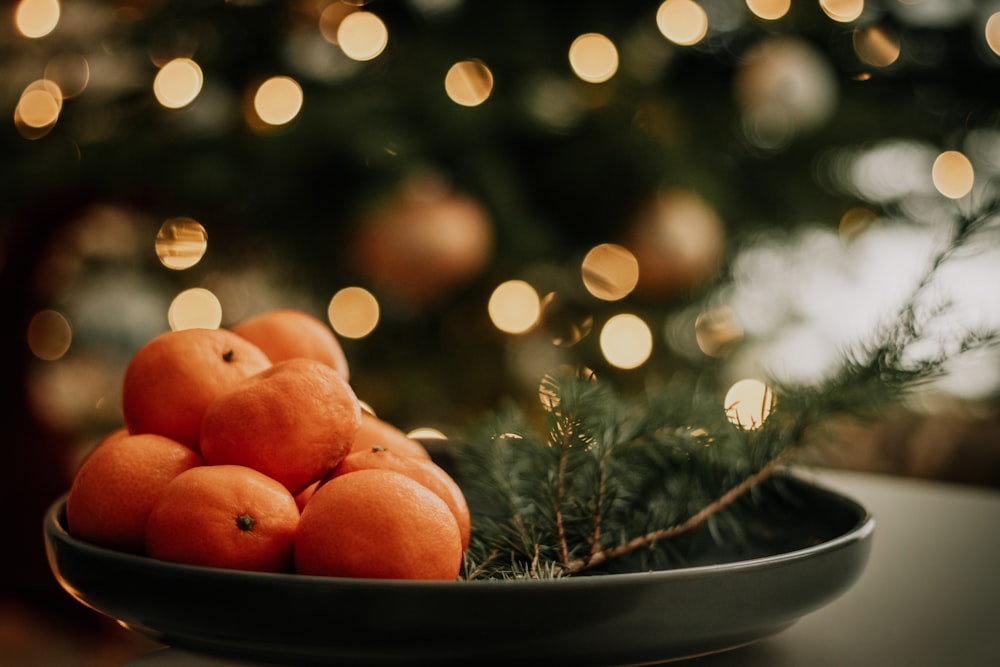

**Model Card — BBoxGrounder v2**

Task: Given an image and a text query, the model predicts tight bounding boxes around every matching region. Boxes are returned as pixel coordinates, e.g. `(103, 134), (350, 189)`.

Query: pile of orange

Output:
(65, 308), (469, 581)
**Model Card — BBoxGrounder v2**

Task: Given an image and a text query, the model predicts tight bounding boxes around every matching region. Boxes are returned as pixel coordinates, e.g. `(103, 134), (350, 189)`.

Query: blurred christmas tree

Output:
(3, 0), (1000, 621)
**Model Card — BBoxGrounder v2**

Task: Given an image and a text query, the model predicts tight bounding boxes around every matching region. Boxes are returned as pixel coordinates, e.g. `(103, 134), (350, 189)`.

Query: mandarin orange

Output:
(231, 308), (350, 380)
(121, 327), (271, 451)
(145, 464), (300, 573)
(65, 431), (202, 553)
(294, 468), (462, 580)
(329, 446), (470, 550)
(199, 357), (362, 495)
(349, 411), (430, 460)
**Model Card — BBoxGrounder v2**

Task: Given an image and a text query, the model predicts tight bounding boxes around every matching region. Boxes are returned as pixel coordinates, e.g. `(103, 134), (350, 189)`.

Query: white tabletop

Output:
(124, 469), (1000, 666)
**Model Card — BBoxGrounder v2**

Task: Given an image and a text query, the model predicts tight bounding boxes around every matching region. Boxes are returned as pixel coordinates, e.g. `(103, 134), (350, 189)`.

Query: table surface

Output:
(123, 468), (1000, 667)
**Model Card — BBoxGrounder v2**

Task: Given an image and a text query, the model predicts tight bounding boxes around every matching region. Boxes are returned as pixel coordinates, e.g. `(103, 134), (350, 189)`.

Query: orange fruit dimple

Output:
(121, 327), (272, 451)
(145, 465), (300, 573)
(294, 468), (462, 580)
(232, 308), (350, 380)
(329, 446), (471, 550)
(349, 411), (431, 460)
(200, 358), (362, 495)
(66, 431), (202, 553)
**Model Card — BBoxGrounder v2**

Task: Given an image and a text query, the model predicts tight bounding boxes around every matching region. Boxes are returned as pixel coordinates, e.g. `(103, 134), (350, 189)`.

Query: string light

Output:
(252, 76), (304, 126)
(153, 58), (203, 109)
(168, 288), (223, 331)
(328, 287), (380, 339)
(599, 314), (652, 369)
(445, 59), (494, 106)
(14, 0), (60, 39)
(568, 33), (619, 83)
(932, 150), (974, 199)
(488, 280), (540, 334)
(656, 0), (709, 47)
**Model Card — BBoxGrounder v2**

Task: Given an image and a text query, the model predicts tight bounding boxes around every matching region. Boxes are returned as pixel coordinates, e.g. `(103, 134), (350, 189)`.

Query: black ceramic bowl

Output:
(44, 475), (874, 666)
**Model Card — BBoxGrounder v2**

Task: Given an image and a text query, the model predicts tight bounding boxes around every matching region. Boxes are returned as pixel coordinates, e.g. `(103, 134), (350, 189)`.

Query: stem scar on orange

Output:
(294, 468), (463, 580)
(231, 308), (350, 380)
(121, 327), (272, 451)
(145, 465), (300, 573)
(65, 431), (202, 554)
(200, 357), (362, 495)
(329, 446), (471, 550)
(349, 411), (431, 460)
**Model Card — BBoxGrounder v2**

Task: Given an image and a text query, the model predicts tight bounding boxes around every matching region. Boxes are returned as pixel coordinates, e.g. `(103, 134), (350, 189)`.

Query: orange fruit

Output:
(65, 431), (202, 553)
(294, 468), (462, 580)
(145, 464), (300, 573)
(329, 446), (471, 550)
(349, 411), (431, 460)
(232, 308), (350, 380)
(121, 327), (272, 451)
(200, 357), (362, 495)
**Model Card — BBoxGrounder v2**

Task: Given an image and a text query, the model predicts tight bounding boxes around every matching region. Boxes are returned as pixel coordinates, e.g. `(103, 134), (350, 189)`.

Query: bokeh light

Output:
(153, 58), (204, 109)
(694, 306), (743, 358)
(336, 11), (388, 61)
(853, 26), (900, 68)
(656, 0), (709, 47)
(407, 427), (447, 440)
(15, 0), (60, 38)
(746, 0), (790, 21)
(568, 33), (619, 83)
(168, 288), (223, 331)
(599, 313), (653, 369)
(488, 280), (540, 334)
(318, 2), (358, 44)
(155, 217), (208, 270)
(932, 150), (974, 199)
(819, 0), (864, 23)
(27, 309), (72, 361)
(328, 286), (380, 339)
(253, 76), (304, 126)
(581, 243), (639, 301)
(444, 59), (494, 106)
(987, 13), (1000, 57)
(15, 80), (62, 132)
(724, 378), (774, 429)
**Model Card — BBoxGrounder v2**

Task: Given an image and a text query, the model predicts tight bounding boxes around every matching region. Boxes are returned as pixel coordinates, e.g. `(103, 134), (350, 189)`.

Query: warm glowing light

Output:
(168, 288), (223, 331)
(328, 286), (380, 339)
(155, 217), (208, 270)
(27, 309), (72, 361)
(581, 243), (639, 301)
(319, 3), (357, 44)
(656, 0), (709, 47)
(337, 11), (388, 61)
(568, 33), (619, 84)
(932, 150), (974, 199)
(488, 280), (541, 334)
(694, 306), (743, 358)
(407, 427), (447, 440)
(599, 314), (653, 369)
(853, 26), (900, 68)
(724, 378), (774, 429)
(153, 58), (203, 109)
(987, 13), (1000, 57)
(445, 59), (494, 106)
(746, 0), (790, 20)
(819, 0), (864, 23)
(253, 76), (303, 126)
(15, 80), (62, 129)
(15, 0), (60, 38)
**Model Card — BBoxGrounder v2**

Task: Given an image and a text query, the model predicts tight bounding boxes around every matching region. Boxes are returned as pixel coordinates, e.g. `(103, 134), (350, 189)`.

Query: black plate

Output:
(44, 475), (874, 666)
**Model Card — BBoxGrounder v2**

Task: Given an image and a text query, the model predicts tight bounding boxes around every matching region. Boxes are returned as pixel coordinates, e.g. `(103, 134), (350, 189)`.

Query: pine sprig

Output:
(455, 201), (1000, 581)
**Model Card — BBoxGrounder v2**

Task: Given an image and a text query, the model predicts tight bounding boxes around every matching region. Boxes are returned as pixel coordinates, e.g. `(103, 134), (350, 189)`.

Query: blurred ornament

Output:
(734, 36), (838, 150)
(352, 174), (494, 306)
(623, 188), (725, 297)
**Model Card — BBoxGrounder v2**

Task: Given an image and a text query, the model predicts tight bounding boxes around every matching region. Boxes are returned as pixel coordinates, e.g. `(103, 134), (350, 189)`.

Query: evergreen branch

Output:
(560, 447), (797, 575)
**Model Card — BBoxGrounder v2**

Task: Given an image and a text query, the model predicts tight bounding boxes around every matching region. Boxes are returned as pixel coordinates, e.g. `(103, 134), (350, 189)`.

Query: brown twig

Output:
(560, 447), (797, 575)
